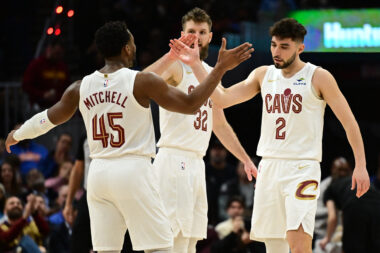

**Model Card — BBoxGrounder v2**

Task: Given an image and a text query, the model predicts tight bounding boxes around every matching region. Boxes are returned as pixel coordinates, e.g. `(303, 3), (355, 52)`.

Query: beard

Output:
(200, 44), (209, 60)
(273, 52), (296, 69)
(7, 207), (23, 220)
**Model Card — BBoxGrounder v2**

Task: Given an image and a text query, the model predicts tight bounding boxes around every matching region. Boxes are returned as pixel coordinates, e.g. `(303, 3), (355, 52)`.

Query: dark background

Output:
(0, 0), (379, 178)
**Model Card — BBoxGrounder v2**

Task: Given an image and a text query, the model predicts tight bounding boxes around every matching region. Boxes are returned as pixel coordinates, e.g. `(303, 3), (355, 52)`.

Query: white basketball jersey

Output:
(79, 68), (156, 159)
(157, 62), (213, 156)
(257, 63), (326, 161)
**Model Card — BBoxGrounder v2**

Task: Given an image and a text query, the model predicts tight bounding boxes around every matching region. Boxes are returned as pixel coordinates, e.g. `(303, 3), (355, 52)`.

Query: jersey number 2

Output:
(92, 113), (125, 147)
(276, 117), (286, 140)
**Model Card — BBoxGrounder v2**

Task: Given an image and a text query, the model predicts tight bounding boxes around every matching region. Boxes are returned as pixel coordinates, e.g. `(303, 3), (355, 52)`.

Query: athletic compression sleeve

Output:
(13, 109), (56, 141)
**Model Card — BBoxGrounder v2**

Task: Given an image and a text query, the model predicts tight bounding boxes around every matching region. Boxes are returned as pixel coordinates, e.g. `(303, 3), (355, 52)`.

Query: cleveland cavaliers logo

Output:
(265, 88), (302, 114)
(295, 180), (319, 200)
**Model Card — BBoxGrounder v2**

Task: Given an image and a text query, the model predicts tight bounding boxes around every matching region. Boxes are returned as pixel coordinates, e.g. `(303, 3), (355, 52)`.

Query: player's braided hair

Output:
(269, 18), (307, 43)
(95, 21), (131, 58)
(182, 7), (212, 31)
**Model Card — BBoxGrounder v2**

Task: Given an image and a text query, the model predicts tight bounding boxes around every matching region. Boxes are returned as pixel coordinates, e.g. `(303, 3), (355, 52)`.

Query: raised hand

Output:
(215, 38), (254, 71)
(169, 36), (200, 66)
(168, 33), (197, 61)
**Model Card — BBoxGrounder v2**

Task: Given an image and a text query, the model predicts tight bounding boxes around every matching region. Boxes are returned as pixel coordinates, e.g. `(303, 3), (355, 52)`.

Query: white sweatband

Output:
(13, 109), (56, 141)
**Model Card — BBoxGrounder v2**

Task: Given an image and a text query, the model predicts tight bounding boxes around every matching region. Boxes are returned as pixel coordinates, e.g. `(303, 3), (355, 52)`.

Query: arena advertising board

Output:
(288, 9), (380, 52)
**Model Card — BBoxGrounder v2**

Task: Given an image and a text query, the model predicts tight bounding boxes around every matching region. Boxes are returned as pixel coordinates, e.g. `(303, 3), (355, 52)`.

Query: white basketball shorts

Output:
(153, 147), (208, 239)
(87, 155), (173, 251)
(250, 158), (321, 241)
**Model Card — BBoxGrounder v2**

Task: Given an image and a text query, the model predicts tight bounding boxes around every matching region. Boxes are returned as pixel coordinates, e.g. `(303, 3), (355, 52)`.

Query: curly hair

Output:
(269, 18), (307, 42)
(182, 7), (212, 31)
(95, 21), (131, 58)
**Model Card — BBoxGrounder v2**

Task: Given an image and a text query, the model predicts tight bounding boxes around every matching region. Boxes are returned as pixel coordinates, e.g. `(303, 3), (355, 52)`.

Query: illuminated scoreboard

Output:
(288, 9), (380, 52)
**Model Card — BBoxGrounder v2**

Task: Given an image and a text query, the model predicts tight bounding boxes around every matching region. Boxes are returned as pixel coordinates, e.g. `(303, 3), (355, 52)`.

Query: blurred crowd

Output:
(1, 130), (380, 252)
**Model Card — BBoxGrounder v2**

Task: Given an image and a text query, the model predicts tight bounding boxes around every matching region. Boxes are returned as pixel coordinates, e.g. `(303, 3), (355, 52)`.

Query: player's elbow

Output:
(183, 98), (202, 114)
(184, 105), (199, 115)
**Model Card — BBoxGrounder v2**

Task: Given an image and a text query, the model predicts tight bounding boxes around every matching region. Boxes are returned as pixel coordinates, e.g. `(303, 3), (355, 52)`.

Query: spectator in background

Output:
(321, 168), (380, 253)
(40, 133), (73, 179)
(33, 194), (49, 218)
(0, 183), (5, 221)
(49, 185), (68, 226)
(0, 139), (7, 164)
(23, 169), (50, 211)
(0, 195), (49, 253)
(314, 157), (351, 252)
(45, 160), (72, 193)
(10, 139), (48, 178)
(48, 199), (76, 253)
(219, 158), (258, 220)
(206, 139), (237, 225)
(63, 134), (92, 253)
(196, 225), (219, 253)
(22, 38), (70, 110)
(0, 158), (25, 197)
(212, 196), (265, 253)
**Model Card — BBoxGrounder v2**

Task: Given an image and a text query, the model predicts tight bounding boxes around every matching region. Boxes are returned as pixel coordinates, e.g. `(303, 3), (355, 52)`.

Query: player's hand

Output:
(319, 236), (329, 250)
(5, 130), (19, 153)
(169, 36), (200, 67)
(244, 160), (257, 181)
(215, 38), (254, 71)
(63, 203), (74, 224)
(351, 166), (370, 198)
(168, 34), (197, 61)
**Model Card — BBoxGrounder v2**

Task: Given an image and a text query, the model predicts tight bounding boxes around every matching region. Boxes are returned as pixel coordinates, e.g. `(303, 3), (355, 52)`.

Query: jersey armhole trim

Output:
(309, 66), (324, 102)
(129, 71), (151, 111)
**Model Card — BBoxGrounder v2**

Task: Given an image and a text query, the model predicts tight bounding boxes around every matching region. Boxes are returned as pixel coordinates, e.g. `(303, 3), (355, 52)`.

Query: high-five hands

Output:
(168, 34), (197, 61)
(169, 35), (200, 66)
(215, 38), (254, 71)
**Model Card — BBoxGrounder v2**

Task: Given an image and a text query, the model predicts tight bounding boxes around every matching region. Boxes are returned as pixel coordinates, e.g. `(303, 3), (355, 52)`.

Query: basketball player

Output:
(171, 17), (370, 253)
(144, 8), (257, 253)
(5, 21), (253, 253)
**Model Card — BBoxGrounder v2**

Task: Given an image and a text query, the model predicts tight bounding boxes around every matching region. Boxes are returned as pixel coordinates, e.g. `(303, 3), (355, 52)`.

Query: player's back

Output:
(79, 68), (155, 159)
(157, 61), (213, 157)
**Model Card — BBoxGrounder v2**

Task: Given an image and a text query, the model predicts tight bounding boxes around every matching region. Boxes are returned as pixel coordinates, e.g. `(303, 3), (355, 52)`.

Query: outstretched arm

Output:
(135, 38), (254, 114)
(169, 39), (262, 108)
(6, 80), (81, 153)
(212, 106), (257, 180)
(143, 34), (196, 85)
(315, 68), (369, 198)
